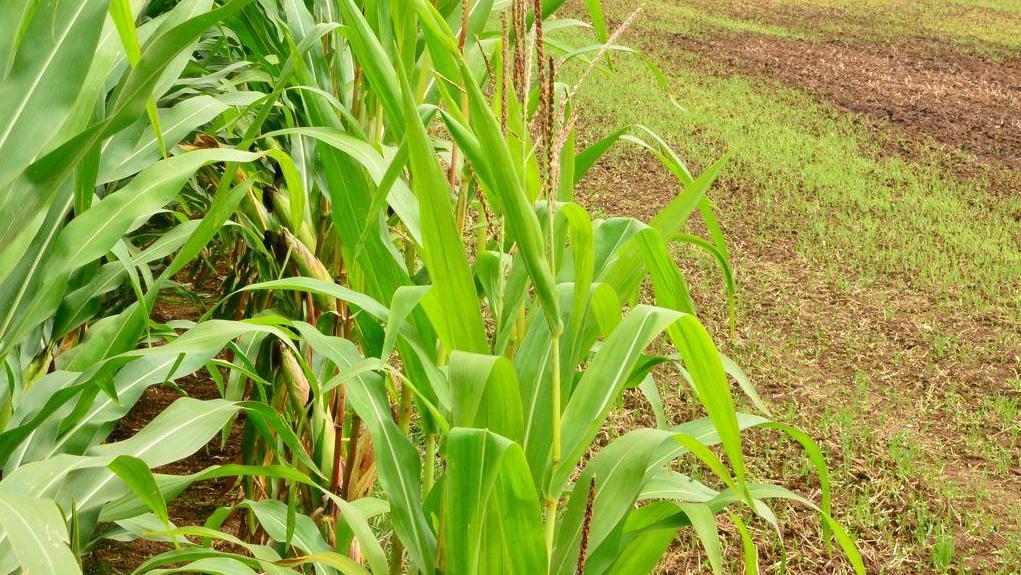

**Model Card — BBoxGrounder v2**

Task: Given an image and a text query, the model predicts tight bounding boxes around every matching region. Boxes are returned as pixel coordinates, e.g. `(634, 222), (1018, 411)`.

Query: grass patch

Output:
(620, 0), (811, 41)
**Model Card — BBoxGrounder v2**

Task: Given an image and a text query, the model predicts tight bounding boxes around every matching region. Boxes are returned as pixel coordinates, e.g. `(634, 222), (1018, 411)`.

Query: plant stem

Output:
(545, 330), (561, 552)
(423, 432), (436, 496)
(429, 432), (442, 571)
(550, 333), (561, 465)
(389, 544), (404, 575)
(397, 383), (413, 434)
(329, 387), (346, 517)
(341, 415), (361, 499)
(544, 30), (563, 546)
(390, 379), (413, 574)
(451, 0), (471, 234)
(544, 493), (558, 554)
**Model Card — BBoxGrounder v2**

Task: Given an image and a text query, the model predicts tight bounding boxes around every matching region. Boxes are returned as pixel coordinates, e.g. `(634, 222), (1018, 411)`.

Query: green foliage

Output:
(0, 0), (862, 573)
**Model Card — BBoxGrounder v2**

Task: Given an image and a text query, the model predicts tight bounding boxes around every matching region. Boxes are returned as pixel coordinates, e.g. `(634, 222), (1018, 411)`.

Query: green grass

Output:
(617, 0), (811, 41)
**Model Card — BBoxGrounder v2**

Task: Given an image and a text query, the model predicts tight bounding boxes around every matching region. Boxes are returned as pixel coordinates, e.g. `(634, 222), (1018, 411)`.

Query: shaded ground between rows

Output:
(87, 297), (243, 573)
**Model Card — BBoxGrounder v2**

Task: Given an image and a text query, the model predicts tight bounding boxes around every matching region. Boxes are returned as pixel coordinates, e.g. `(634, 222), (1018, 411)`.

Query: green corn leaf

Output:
(0, 0), (256, 287)
(258, 126), (423, 246)
(728, 511), (760, 575)
(637, 375), (668, 429)
(382, 286), (429, 360)
(145, 557), (261, 575)
(62, 398), (240, 513)
(318, 492), (389, 575)
(98, 95), (231, 184)
(551, 305), (680, 496)
(4, 320), (276, 468)
(277, 553), (370, 575)
(448, 352), (525, 443)
(602, 516), (677, 575)
(674, 232), (735, 321)
(263, 149), (307, 234)
(46, 148), (257, 275)
(100, 464), (315, 523)
(444, 428), (545, 575)
(634, 226), (697, 316)
(110, 0), (168, 159)
(242, 499), (333, 557)
(225, 404), (324, 478)
(0, 0), (110, 191)
(294, 322), (436, 574)
(335, 0), (403, 128)
(0, 5), (261, 356)
(558, 202), (596, 367)
(647, 413), (768, 472)
(110, 0), (256, 129)
(130, 547), (267, 574)
(0, 492), (81, 575)
(456, 57), (562, 334)
(720, 354), (770, 416)
(551, 428), (665, 575)
(639, 469), (719, 503)
(0, 1), (860, 572)
(599, 153), (729, 301)
(573, 127), (629, 185)
(108, 454), (169, 525)
(709, 483), (865, 574)
(665, 316), (749, 496)
(396, 63), (487, 354)
(484, 445), (548, 574)
(238, 277), (390, 321)
(53, 220), (199, 338)
(678, 502), (724, 575)
(333, 497), (389, 558)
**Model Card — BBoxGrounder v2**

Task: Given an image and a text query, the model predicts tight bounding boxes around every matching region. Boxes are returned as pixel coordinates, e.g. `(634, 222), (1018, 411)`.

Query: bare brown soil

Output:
(86, 293), (244, 572)
(89, 379), (244, 572)
(665, 32), (1021, 168)
(684, 0), (1020, 57)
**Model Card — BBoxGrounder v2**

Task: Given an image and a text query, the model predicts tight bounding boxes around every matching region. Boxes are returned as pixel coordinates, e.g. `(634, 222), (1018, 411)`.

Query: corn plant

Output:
(0, 0), (864, 573)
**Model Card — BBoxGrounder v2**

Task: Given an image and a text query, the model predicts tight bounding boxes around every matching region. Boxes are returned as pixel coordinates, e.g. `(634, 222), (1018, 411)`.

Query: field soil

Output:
(670, 32), (1021, 167)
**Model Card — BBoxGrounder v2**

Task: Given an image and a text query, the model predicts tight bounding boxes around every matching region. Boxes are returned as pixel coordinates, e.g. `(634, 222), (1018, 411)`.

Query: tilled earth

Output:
(670, 32), (1021, 167)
